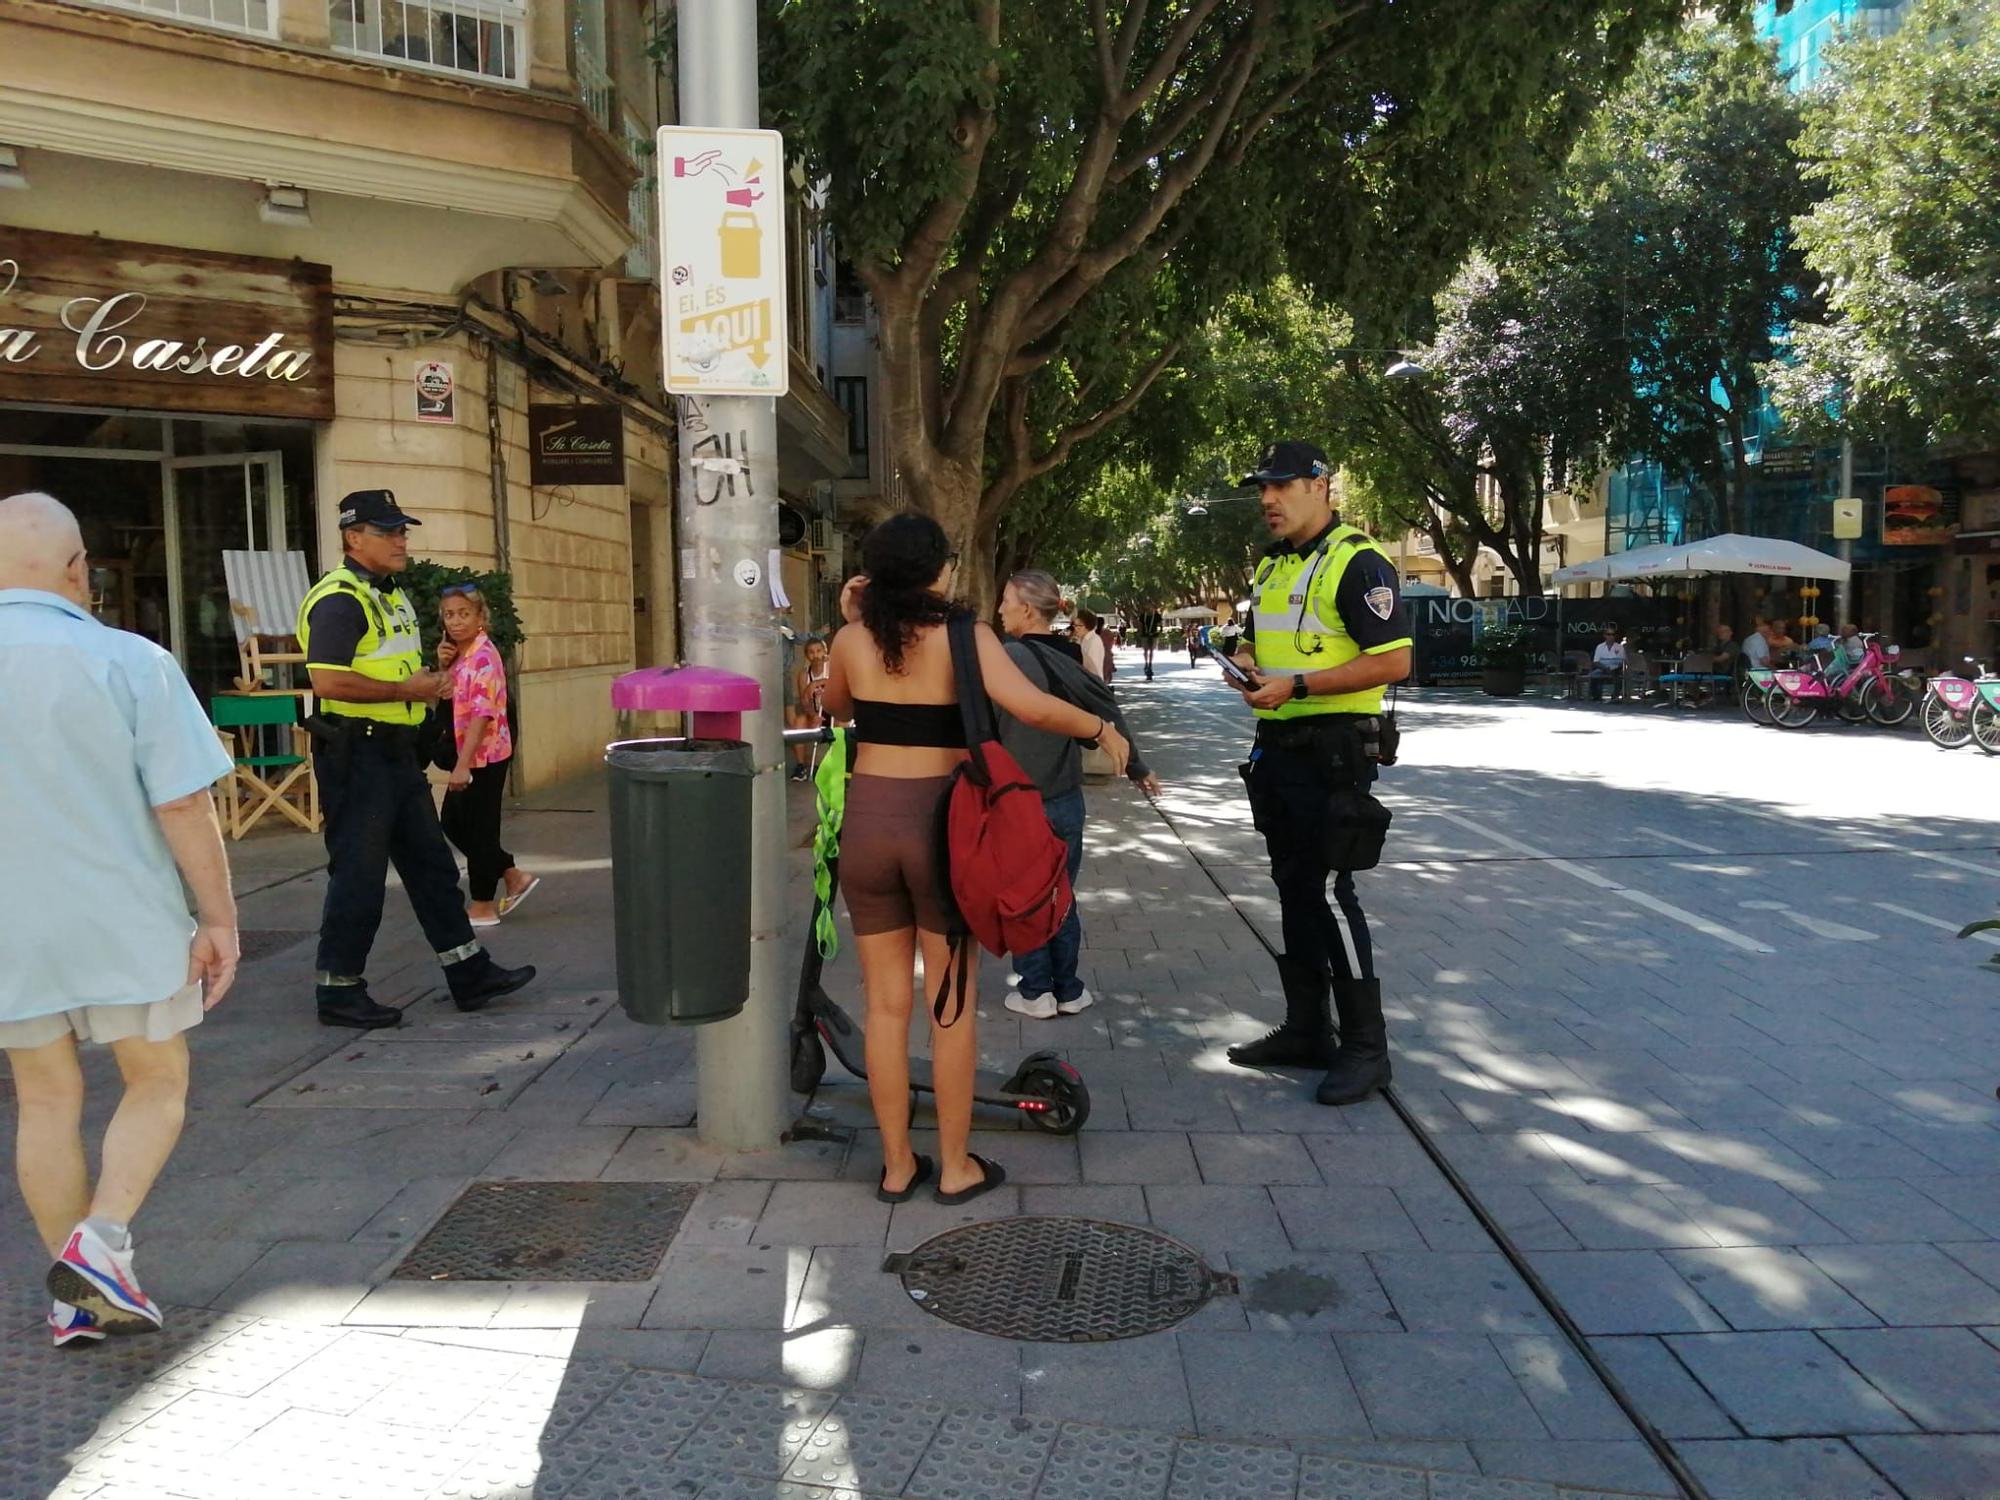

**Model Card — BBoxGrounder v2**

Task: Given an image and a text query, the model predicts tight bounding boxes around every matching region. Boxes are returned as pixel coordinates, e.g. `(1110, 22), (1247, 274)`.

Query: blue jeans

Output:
(1015, 789), (1087, 1002)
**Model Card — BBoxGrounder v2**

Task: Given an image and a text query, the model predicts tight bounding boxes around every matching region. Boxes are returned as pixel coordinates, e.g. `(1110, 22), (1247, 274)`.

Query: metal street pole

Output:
(1836, 436), (1855, 627)
(676, 0), (788, 1151)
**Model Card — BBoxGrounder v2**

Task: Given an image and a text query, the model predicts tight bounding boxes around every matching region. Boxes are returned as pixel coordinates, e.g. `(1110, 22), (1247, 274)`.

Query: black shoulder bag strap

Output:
(946, 613), (996, 783)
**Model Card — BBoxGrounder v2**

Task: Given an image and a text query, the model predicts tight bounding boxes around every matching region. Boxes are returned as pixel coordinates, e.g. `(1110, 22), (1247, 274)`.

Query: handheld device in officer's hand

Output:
(1209, 645), (1258, 691)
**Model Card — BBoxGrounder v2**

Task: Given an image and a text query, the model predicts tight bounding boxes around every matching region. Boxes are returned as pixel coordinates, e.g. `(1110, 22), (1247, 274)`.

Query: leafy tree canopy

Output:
(760, 0), (1728, 601)
(1767, 0), (2000, 447)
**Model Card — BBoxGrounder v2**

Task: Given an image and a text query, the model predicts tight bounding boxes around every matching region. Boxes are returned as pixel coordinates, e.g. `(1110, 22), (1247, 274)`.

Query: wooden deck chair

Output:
(223, 550), (311, 691)
(212, 693), (321, 838)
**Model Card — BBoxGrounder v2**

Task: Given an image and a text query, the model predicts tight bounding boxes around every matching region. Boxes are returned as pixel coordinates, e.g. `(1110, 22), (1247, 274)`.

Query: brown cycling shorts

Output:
(840, 774), (957, 936)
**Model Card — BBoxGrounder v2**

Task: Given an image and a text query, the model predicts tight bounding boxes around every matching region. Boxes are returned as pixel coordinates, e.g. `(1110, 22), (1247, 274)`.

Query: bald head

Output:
(0, 492), (88, 602)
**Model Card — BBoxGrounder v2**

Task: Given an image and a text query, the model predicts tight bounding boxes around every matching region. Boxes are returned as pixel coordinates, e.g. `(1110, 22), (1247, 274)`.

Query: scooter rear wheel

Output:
(790, 1029), (828, 1094)
(1016, 1062), (1091, 1135)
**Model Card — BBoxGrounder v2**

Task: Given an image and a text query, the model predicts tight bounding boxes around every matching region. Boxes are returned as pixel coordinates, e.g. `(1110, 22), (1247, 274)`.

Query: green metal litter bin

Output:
(606, 740), (754, 1025)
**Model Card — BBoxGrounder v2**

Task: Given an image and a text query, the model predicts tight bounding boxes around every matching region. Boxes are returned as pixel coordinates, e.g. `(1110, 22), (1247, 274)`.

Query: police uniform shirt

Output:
(1241, 519), (1413, 657)
(303, 565), (397, 670)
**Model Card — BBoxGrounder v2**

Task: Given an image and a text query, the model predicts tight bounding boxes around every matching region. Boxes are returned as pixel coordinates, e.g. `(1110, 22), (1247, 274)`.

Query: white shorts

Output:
(0, 982), (204, 1051)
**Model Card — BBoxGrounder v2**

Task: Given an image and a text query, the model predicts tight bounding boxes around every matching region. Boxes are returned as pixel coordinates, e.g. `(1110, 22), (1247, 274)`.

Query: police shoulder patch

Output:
(1363, 585), (1397, 621)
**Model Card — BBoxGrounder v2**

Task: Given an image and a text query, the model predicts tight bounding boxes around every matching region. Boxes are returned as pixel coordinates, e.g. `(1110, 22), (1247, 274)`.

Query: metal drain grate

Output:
(391, 1181), (697, 1281)
(886, 1217), (1233, 1342)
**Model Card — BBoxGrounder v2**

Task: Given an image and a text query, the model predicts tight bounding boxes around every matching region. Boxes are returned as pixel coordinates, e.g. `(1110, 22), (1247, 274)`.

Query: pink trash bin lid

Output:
(612, 664), (763, 714)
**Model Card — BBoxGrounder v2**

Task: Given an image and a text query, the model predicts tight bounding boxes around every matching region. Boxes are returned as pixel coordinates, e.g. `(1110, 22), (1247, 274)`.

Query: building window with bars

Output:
(329, 0), (525, 85)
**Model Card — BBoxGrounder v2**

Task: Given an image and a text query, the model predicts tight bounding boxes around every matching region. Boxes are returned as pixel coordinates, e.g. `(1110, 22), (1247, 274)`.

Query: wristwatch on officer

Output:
(1291, 673), (1309, 702)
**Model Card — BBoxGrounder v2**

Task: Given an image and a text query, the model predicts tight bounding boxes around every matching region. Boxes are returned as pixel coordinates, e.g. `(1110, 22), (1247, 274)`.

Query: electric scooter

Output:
(783, 727), (1091, 1135)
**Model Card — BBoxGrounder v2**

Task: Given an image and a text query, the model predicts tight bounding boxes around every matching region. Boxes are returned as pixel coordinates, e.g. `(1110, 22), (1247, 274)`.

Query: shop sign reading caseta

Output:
(657, 126), (790, 398)
(528, 403), (625, 485)
(0, 228), (333, 420)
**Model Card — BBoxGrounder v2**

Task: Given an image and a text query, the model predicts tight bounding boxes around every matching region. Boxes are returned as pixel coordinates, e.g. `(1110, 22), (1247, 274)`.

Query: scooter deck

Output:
(900, 1052), (1023, 1105)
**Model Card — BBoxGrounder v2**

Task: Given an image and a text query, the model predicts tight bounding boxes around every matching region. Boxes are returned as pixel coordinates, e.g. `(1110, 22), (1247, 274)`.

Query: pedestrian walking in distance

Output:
(821, 516), (1128, 1206)
(1225, 441), (1411, 1106)
(435, 583), (538, 928)
(298, 490), (534, 1028)
(0, 492), (238, 1347)
(996, 571), (1161, 1020)
(1136, 606), (1164, 680)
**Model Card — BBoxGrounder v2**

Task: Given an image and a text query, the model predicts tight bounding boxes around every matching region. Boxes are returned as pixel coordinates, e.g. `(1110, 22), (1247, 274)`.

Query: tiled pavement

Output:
(2, 655), (1998, 1498)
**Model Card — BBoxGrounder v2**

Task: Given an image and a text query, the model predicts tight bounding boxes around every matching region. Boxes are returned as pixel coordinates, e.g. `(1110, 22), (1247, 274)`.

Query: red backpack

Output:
(931, 614), (1073, 1025)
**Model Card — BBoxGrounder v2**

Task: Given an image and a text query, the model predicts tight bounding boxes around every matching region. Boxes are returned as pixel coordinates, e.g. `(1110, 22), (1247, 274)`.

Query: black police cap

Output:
(1242, 439), (1331, 486)
(337, 490), (422, 530)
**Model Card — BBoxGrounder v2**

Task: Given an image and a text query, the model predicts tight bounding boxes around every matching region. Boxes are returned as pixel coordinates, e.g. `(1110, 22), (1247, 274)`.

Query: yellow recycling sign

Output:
(657, 126), (792, 398)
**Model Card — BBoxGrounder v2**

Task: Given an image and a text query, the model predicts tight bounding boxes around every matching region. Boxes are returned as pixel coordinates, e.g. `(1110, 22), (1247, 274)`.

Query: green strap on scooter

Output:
(811, 726), (853, 959)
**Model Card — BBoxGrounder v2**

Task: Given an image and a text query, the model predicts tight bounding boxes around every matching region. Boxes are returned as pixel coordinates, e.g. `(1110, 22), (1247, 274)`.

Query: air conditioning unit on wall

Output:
(809, 518), (835, 554)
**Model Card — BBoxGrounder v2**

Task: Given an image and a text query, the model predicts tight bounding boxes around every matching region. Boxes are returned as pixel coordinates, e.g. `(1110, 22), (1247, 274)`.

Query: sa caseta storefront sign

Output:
(0, 228), (334, 420)
(528, 403), (625, 485)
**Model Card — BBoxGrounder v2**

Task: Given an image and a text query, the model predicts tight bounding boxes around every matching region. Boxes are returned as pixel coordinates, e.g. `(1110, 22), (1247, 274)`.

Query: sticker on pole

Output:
(659, 126), (790, 398)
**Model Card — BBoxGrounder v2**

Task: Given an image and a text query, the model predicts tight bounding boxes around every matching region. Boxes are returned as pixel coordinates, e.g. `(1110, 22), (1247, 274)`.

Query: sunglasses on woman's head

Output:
(440, 583), (479, 597)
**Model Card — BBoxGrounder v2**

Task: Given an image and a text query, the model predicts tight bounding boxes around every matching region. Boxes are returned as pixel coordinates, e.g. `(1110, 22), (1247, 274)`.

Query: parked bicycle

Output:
(1768, 634), (1917, 729)
(1741, 667), (1778, 727)
(1920, 664), (2000, 752)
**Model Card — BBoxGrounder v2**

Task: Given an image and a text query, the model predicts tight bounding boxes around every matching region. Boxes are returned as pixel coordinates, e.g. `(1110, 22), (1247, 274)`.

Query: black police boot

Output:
(1317, 978), (1392, 1105)
(1227, 956), (1333, 1069)
(445, 952), (537, 1013)
(316, 982), (403, 1030)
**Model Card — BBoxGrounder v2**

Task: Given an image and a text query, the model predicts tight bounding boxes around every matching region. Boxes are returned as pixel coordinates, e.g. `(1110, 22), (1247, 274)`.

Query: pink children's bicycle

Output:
(1768, 634), (1917, 729)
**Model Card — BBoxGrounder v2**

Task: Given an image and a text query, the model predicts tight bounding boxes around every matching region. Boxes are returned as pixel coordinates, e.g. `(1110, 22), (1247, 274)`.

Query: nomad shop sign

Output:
(528, 403), (625, 485)
(0, 229), (334, 420)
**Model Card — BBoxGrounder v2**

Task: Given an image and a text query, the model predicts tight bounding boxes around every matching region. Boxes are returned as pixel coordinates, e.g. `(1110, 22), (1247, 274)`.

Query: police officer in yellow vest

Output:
(1225, 441), (1411, 1105)
(299, 490), (535, 1028)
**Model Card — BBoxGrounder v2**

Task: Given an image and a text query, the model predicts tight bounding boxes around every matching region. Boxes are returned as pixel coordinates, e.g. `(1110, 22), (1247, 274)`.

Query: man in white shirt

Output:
(1587, 628), (1627, 701)
(1741, 625), (1773, 671)
(0, 492), (237, 1346)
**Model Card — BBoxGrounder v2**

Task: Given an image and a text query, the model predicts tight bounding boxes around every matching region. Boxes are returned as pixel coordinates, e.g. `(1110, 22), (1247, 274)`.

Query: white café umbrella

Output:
(1619, 533), (1851, 582)
(1163, 604), (1217, 621)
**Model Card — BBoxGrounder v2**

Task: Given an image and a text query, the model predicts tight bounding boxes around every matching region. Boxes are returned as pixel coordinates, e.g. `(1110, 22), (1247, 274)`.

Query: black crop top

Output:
(852, 699), (966, 748)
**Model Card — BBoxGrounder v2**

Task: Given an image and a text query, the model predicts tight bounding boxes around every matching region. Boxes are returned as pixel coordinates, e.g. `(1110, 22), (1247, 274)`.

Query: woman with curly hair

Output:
(822, 515), (1128, 1205)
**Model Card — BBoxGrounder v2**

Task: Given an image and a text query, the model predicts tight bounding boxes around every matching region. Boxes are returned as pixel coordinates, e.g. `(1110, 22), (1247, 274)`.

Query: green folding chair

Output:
(211, 693), (320, 838)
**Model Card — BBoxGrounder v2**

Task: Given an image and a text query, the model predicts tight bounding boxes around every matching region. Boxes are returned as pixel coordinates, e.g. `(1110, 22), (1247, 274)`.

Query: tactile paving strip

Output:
(669, 1382), (836, 1476)
(781, 1393), (948, 1494)
(1166, 1440), (1301, 1500)
(1298, 1453), (1428, 1500)
(1033, 1425), (1177, 1500)
(905, 1411), (1061, 1499)
(390, 1181), (698, 1281)
(890, 1217), (1229, 1343)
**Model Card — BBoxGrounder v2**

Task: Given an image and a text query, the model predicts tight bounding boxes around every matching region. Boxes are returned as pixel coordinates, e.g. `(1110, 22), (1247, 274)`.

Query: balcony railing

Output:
(80, 0), (274, 37)
(575, 33), (615, 130)
(623, 117), (657, 280)
(330, 0), (524, 85)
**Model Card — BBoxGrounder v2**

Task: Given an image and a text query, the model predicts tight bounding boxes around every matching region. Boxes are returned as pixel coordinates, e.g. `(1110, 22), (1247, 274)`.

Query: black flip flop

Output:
(932, 1154), (1007, 1206)
(877, 1154), (935, 1204)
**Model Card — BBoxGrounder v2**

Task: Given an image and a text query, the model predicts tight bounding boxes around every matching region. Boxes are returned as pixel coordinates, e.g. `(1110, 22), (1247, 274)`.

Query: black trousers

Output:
(1243, 723), (1377, 982)
(314, 727), (476, 978)
(440, 760), (515, 901)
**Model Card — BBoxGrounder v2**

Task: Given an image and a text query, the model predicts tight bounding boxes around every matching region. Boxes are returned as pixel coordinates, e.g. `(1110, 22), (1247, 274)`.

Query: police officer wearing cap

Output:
(1225, 441), (1411, 1105)
(298, 490), (535, 1028)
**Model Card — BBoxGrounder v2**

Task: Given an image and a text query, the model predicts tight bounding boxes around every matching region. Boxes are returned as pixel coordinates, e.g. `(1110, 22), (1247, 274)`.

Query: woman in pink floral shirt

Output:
(437, 586), (538, 927)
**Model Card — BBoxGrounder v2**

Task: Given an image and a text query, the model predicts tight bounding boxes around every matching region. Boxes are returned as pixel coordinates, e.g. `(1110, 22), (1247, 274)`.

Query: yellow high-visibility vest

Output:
(296, 564), (425, 725)
(1249, 525), (1400, 719)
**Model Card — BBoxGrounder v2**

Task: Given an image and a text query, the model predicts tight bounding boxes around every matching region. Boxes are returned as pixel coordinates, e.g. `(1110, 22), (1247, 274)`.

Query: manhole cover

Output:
(239, 929), (313, 964)
(391, 1181), (697, 1282)
(887, 1217), (1232, 1342)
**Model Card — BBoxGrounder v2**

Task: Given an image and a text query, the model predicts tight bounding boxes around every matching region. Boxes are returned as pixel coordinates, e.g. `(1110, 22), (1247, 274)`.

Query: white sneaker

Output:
(1003, 990), (1059, 1020)
(47, 1221), (162, 1335)
(49, 1300), (105, 1348)
(1056, 988), (1095, 1015)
